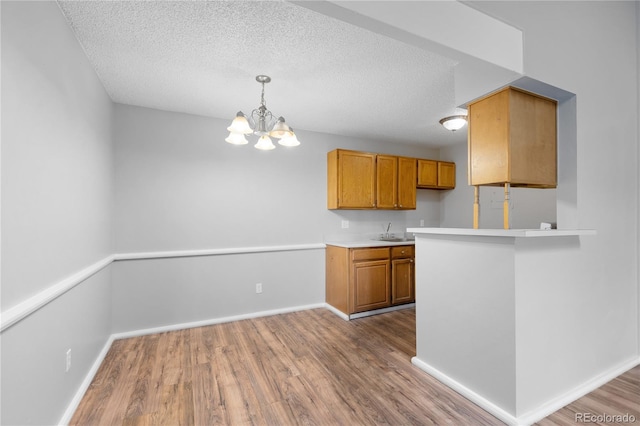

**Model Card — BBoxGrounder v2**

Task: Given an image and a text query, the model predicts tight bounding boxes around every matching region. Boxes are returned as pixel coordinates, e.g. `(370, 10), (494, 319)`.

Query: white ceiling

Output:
(57, 0), (479, 147)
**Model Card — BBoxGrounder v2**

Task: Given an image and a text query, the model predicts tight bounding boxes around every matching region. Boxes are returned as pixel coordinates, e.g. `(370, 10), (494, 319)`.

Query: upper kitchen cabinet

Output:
(328, 149), (376, 209)
(468, 86), (557, 188)
(328, 150), (417, 210)
(417, 160), (456, 189)
(397, 156), (418, 208)
(438, 162), (456, 189)
(377, 155), (417, 210)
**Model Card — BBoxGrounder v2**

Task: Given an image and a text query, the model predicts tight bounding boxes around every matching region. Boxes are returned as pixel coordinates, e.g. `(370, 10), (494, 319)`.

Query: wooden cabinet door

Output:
(351, 260), (390, 313)
(391, 258), (414, 305)
(337, 150), (376, 208)
(438, 161), (456, 189)
(417, 159), (438, 188)
(397, 157), (417, 209)
(376, 155), (398, 209)
(468, 86), (556, 188)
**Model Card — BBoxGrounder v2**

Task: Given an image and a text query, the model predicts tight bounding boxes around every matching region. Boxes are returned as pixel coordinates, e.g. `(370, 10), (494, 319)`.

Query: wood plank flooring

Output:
(71, 308), (639, 426)
(537, 364), (639, 426)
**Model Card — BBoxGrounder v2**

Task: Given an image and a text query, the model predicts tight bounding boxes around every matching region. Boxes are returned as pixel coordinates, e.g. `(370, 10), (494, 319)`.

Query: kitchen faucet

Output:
(385, 222), (392, 239)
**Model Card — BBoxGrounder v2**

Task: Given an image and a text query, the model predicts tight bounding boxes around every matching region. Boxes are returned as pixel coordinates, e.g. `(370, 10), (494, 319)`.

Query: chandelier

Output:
(225, 75), (301, 150)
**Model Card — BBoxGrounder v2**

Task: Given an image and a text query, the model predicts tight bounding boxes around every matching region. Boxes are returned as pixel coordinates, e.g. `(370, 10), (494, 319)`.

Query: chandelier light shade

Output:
(254, 135), (276, 150)
(278, 127), (301, 147)
(226, 75), (301, 150)
(439, 115), (468, 132)
(224, 131), (249, 145)
(227, 112), (253, 134)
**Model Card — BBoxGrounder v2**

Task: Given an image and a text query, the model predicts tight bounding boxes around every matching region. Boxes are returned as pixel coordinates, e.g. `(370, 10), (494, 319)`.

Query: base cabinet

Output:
(326, 244), (414, 316)
(391, 266), (414, 306)
(353, 259), (391, 312)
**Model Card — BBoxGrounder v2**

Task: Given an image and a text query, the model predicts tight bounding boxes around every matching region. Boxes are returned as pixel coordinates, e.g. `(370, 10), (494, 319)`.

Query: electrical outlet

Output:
(66, 349), (71, 373)
(341, 220), (349, 229)
(420, 219), (425, 226)
(256, 283), (263, 294)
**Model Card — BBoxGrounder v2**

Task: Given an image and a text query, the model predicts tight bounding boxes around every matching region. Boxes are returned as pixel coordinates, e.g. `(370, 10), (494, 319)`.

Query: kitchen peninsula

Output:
(407, 227), (601, 425)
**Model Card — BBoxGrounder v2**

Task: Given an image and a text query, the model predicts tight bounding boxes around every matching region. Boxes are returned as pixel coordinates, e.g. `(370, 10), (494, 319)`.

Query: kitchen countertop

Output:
(325, 239), (415, 248)
(407, 227), (596, 238)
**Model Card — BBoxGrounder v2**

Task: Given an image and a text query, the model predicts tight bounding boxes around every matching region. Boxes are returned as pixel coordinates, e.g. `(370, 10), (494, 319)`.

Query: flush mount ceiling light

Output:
(439, 115), (468, 132)
(225, 75), (300, 150)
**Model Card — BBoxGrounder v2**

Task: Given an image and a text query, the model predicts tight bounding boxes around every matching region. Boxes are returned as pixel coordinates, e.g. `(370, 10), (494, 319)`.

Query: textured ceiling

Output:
(57, 0), (468, 146)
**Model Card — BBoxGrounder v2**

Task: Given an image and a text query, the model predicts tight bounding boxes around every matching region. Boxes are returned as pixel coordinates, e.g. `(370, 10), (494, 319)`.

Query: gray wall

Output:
(1, 1), (638, 425)
(113, 103), (443, 254)
(1, 2), (114, 425)
(439, 142), (557, 229)
(1, 0), (113, 310)
(111, 104), (443, 334)
(0, 3), (443, 423)
(440, 0), (640, 416)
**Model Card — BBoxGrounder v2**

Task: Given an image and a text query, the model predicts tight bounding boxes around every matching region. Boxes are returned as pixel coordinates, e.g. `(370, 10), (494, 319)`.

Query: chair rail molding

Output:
(1, 243), (327, 332)
(0, 255), (115, 332)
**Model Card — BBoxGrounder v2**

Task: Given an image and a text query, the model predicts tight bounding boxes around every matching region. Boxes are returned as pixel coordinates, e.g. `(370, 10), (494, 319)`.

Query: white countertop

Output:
(407, 227), (597, 238)
(325, 239), (415, 248)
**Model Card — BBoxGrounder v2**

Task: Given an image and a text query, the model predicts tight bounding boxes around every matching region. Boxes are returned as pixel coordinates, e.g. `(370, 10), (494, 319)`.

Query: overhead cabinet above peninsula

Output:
(468, 86), (557, 188)
(327, 149), (453, 210)
(467, 86), (557, 228)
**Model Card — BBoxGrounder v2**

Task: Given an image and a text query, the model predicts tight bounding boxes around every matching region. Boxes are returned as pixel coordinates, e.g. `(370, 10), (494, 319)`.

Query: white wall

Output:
(1, 2), (114, 425)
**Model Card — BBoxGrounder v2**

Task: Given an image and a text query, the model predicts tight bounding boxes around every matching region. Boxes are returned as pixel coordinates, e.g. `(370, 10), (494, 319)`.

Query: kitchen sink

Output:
(373, 237), (415, 242)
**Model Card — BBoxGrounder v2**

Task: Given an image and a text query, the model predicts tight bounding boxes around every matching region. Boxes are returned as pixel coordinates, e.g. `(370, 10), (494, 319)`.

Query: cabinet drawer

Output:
(352, 247), (390, 261)
(391, 245), (414, 258)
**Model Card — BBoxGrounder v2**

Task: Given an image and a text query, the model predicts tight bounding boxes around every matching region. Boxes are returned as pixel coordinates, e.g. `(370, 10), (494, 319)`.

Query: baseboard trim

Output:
(349, 303), (415, 320)
(411, 356), (640, 426)
(325, 303), (416, 321)
(111, 303), (327, 340)
(325, 303), (350, 320)
(58, 335), (115, 426)
(516, 356), (640, 425)
(411, 357), (520, 425)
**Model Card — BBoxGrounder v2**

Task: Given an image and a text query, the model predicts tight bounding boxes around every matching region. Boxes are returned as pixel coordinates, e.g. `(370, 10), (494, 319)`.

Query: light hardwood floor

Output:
(71, 308), (639, 425)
